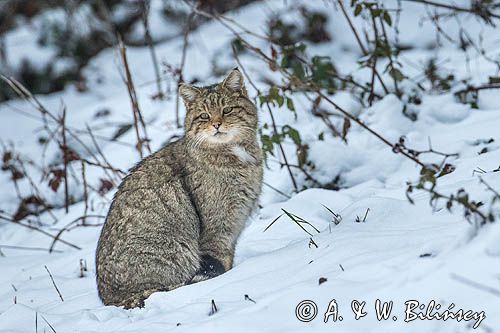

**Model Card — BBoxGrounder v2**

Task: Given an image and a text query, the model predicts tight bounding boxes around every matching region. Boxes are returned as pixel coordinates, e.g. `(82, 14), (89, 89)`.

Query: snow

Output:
(127, 0), (187, 43)
(3, 15), (59, 72)
(1, 1), (500, 332)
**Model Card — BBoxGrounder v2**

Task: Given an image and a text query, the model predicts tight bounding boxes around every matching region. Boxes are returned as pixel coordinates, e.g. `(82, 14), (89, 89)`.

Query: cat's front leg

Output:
(188, 225), (236, 284)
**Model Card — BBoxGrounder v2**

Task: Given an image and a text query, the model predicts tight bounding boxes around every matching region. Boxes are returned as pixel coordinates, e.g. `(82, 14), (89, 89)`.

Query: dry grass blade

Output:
(44, 265), (64, 302)
(281, 208), (320, 235)
(263, 213), (284, 232)
(362, 208), (370, 222)
(321, 204), (342, 225)
(209, 299), (218, 316)
(244, 294), (256, 303)
(40, 315), (57, 333)
(286, 209), (321, 233)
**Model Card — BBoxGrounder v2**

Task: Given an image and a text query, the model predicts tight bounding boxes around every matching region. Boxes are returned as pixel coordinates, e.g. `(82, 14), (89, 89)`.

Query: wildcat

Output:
(95, 68), (263, 308)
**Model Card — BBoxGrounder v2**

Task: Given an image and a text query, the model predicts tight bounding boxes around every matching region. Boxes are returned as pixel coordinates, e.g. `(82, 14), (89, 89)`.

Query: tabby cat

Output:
(96, 68), (263, 308)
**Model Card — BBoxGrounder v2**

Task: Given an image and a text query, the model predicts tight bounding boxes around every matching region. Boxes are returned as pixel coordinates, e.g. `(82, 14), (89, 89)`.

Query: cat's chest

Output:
(187, 155), (262, 203)
(190, 164), (258, 193)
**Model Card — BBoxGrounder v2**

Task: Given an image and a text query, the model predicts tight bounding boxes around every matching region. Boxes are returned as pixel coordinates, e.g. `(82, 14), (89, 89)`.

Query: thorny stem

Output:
(455, 83), (500, 96)
(418, 185), (487, 222)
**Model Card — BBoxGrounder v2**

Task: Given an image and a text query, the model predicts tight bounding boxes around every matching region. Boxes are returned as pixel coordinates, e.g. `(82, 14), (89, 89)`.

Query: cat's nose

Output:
(212, 122), (221, 130)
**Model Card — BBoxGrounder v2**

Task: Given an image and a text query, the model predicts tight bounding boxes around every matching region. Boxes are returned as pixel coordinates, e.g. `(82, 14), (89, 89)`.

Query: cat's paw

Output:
(188, 255), (225, 284)
(199, 254), (225, 278)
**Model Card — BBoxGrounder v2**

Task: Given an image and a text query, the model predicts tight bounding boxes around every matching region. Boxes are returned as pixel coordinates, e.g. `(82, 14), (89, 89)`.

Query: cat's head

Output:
(180, 68), (258, 146)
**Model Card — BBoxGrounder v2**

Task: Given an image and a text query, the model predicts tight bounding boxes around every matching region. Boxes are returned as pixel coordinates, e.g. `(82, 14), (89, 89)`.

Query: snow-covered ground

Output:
(1, 1), (499, 332)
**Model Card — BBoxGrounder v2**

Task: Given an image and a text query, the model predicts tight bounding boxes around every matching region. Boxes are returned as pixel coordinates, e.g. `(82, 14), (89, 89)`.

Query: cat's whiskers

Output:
(189, 134), (206, 150)
(194, 135), (208, 149)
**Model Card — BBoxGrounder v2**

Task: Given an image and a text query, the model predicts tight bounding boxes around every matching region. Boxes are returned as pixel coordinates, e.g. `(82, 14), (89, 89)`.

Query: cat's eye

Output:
(222, 107), (234, 115)
(199, 113), (210, 120)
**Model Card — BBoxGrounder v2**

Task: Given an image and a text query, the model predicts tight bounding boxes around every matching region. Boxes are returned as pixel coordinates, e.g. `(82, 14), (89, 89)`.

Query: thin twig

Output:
(0, 245), (63, 253)
(231, 43), (260, 93)
(286, 163), (322, 186)
(175, 10), (196, 128)
(49, 215), (104, 253)
(81, 161), (89, 225)
(479, 177), (500, 201)
(378, 9), (401, 95)
(451, 274), (500, 297)
(0, 214), (81, 250)
(336, 0), (389, 94)
(118, 37), (151, 157)
(263, 181), (291, 199)
(44, 265), (64, 302)
(401, 0), (500, 20)
(1, 75), (124, 181)
(232, 44), (299, 193)
(265, 103), (299, 192)
(40, 315), (57, 333)
(140, 1), (163, 99)
(418, 186), (487, 221)
(61, 107), (69, 214)
(85, 124), (123, 184)
(337, 0), (367, 54)
(455, 83), (500, 95)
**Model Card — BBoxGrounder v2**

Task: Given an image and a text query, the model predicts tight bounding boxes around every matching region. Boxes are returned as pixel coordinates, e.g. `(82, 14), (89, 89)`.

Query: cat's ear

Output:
(221, 68), (247, 96)
(179, 83), (201, 104)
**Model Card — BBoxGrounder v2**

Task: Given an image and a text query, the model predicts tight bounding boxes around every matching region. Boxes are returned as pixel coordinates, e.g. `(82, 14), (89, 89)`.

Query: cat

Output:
(95, 68), (263, 309)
